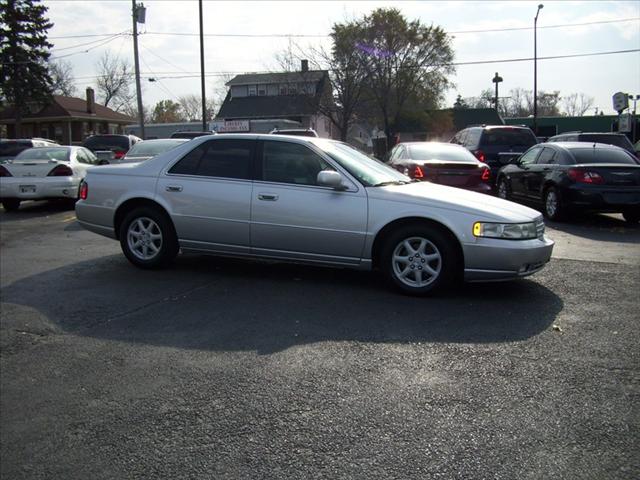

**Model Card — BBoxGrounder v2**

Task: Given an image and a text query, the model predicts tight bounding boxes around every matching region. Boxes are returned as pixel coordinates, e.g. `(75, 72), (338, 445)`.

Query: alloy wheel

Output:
(391, 236), (442, 288)
(127, 217), (163, 261)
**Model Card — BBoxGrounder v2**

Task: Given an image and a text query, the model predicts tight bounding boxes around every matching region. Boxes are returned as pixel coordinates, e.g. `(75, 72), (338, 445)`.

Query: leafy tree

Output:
(95, 51), (134, 112)
(353, 8), (455, 145)
(48, 59), (76, 96)
(0, 0), (53, 136)
(151, 99), (184, 123)
(453, 94), (468, 109)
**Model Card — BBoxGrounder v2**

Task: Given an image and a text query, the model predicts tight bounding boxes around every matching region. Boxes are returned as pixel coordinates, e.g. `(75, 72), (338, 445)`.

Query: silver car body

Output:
(76, 134), (554, 281)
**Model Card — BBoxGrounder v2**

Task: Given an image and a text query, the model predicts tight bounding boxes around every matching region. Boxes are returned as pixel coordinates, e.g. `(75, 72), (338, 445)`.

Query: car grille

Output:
(536, 219), (545, 239)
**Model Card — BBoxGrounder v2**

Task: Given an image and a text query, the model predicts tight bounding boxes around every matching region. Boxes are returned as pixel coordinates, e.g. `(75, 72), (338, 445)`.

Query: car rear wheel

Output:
(622, 209), (640, 224)
(497, 177), (510, 200)
(119, 207), (178, 269)
(1, 199), (21, 212)
(544, 187), (565, 221)
(381, 225), (457, 295)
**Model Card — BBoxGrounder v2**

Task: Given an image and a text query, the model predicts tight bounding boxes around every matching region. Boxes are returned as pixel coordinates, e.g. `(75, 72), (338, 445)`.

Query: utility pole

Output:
(199, 0), (207, 131)
(492, 72), (503, 114)
(533, 4), (543, 135)
(132, 1), (145, 139)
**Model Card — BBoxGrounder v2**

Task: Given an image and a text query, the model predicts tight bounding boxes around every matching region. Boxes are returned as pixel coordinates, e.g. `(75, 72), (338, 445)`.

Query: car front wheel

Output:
(497, 177), (510, 200)
(382, 225), (457, 295)
(119, 206), (178, 269)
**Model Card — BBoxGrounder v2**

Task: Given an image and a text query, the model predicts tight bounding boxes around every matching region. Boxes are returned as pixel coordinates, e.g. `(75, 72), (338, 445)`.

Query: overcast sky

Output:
(46, 0), (640, 116)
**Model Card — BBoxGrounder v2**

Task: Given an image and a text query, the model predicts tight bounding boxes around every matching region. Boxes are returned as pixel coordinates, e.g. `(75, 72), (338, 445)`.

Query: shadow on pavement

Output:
(545, 212), (640, 243)
(1, 253), (563, 354)
(0, 200), (75, 222)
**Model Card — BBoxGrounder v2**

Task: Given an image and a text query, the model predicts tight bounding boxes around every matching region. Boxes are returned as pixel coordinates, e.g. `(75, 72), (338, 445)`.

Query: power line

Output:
(51, 32), (130, 52)
(50, 33), (128, 60)
(47, 17), (639, 40)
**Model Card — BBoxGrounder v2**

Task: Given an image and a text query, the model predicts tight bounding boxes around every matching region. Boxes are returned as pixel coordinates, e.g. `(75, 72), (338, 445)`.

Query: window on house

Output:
(279, 84), (287, 95)
(257, 85), (266, 96)
(288, 84), (297, 95)
(248, 85), (257, 96)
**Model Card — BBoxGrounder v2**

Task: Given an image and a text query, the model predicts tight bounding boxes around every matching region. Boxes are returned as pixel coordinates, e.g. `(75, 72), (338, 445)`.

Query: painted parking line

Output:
(61, 215), (76, 223)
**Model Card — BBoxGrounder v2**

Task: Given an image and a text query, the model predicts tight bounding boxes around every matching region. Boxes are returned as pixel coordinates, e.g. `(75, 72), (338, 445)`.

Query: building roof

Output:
(449, 107), (504, 130)
(226, 70), (327, 86)
(217, 93), (323, 119)
(0, 94), (135, 123)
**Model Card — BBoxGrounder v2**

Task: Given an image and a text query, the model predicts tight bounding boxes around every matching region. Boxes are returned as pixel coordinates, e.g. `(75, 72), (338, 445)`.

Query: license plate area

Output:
(20, 185), (36, 194)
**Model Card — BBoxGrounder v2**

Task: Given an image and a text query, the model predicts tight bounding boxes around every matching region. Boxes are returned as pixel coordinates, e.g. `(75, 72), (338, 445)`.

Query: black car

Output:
(0, 138), (58, 163)
(547, 132), (636, 157)
(82, 134), (141, 161)
(450, 125), (538, 186)
(496, 142), (640, 223)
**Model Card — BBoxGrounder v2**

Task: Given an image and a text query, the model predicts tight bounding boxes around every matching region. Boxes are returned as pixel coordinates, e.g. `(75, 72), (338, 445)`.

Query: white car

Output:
(0, 146), (100, 211)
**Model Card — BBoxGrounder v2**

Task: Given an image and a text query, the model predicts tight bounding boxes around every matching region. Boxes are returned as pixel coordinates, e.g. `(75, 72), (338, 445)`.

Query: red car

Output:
(386, 142), (492, 194)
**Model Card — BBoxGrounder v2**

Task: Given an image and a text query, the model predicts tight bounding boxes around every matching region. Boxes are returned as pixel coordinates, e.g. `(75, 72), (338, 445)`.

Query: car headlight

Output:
(473, 221), (538, 240)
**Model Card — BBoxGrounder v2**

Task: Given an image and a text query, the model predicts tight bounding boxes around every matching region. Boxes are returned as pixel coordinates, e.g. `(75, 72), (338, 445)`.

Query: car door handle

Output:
(258, 193), (278, 201)
(165, 185), (183, 192)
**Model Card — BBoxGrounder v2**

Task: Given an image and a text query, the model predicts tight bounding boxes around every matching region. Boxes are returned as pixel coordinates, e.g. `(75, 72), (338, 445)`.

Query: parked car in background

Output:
(82, 134), (141, 162)
(450, 125), (538, 186)
(75, 134), (553, 296)
(270, 128), (319, 137)
(170, 131), (215, 139)
(0, 138), (59, 163)
(547, 132), (636, 157)
(386, 142), (492, 194)
(495, 142), (640, 223)
(0, 146), (101, 211)
(119, 138), (189, 163)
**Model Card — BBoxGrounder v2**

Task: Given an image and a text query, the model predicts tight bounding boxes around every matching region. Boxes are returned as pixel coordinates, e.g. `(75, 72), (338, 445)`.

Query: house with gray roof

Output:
(216, 60), (336, 138)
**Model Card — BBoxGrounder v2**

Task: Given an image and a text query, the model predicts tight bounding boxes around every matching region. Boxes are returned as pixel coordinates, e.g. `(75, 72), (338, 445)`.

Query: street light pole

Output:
(199, 0), (207, 131)
(533, 4), (543, 135)
(132, 0), (145, 139)
(492, 72), (503, 114)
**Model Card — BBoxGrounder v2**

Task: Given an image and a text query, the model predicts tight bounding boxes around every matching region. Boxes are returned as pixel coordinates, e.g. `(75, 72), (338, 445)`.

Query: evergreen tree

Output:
(0, 0), (54, 136)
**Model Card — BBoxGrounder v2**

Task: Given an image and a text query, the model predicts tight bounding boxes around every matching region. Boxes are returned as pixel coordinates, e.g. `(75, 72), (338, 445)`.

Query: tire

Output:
(622, 209), (640, 224)
(1, 199), (21, 212)
(381, 224), (458, 296)
(543, 187), (565, 221)
(119, 206), (179, 269)
(497, 177), (510, 200)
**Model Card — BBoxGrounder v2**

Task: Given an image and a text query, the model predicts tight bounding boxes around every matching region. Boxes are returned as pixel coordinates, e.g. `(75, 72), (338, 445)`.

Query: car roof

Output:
(542, 141), (626, 151)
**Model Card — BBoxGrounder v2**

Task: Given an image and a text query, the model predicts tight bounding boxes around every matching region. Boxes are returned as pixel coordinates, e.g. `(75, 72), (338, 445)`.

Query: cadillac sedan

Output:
(75, 134), (554, 295)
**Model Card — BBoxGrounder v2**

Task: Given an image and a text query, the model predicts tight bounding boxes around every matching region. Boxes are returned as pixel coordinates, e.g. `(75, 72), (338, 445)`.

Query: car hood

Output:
(367, 181), (542, 222)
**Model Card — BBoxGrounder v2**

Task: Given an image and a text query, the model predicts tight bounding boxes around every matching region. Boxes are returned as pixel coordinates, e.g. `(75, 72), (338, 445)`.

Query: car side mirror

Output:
(317, 170), (346, 190)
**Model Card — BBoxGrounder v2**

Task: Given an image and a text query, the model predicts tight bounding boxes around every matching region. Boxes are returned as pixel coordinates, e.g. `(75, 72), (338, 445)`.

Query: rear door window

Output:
(168, 139), (254, 179)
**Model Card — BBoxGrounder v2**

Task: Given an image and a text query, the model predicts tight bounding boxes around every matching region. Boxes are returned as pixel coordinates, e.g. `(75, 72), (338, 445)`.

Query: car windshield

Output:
(127, 140), (186, 157)
(482, 129), (537, 147)
(14, 147), (70, 162)
(571, 148), (639, 165)
(408, 144), (477, 162)
(320, 141), (410, 186)
(83, 135), (130, 151)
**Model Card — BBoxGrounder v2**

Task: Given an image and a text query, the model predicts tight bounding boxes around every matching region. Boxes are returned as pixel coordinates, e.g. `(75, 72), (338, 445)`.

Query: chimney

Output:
(301, 59), (309, 73)
(86, 87), (96, 114)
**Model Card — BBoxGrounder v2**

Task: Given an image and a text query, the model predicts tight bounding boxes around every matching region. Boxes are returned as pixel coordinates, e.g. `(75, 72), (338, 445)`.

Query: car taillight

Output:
(0, 165), (12, 177)
(79, 181), (88, 200)
(568, 168), (604, 184)
(47, 164), (73, 176)
(412, 165), (425, 179)
(474, 150), (486, 162)
(114, 150), (126, 159)
(481, 167), (490, 182)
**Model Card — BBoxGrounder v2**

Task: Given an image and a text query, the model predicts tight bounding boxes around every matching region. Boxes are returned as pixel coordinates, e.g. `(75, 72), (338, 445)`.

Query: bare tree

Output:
(177, 94), (216, 122)
(48, 59), (76, 96)
(562, 92), (594, 116)
(95, 51), (135, 112)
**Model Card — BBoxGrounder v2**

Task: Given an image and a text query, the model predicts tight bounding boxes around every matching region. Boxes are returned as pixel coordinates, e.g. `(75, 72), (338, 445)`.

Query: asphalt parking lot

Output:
(1, 201), (639, 479)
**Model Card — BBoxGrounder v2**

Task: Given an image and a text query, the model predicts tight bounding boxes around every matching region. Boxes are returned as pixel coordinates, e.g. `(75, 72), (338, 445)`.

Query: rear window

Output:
(127, 140), (185, 156)
(578, 135), (634, 152)
(83, 135), (130, 151)
(481, 129), (537, 148)
(407, 144), (477, 162)
(0, 141), (32, 157)
(571, 148), (638, 165)
(14, 147), (70, 162)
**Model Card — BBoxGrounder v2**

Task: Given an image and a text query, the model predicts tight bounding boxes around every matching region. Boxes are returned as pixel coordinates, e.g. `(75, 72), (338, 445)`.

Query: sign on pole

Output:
(618, 113), (631, 133)
(612, 92), (629, 114)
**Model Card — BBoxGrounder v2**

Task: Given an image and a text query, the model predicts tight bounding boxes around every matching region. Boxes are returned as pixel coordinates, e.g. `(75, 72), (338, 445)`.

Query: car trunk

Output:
(415, 161), (487, 187)
(4, 160), (67, 178)
(572, 164), (640, 186)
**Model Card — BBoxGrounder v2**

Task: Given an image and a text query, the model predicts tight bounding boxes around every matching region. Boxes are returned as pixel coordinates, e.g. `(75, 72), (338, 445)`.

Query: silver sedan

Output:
(75, 134), (554, 295)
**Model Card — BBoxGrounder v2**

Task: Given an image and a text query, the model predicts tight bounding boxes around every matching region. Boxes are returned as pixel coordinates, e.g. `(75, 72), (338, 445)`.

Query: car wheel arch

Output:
(114, 198), (174, 241)
(370, 217), (464, 275)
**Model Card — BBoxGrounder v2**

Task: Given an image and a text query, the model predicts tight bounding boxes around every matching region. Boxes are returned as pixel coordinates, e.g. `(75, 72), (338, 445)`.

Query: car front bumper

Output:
(462, 235), (554, 282)
(0, 177), (80, 200)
